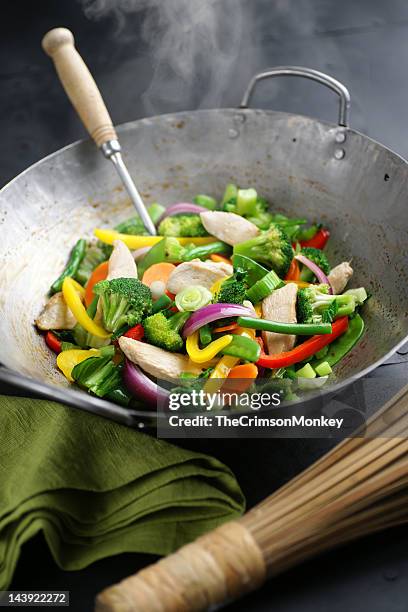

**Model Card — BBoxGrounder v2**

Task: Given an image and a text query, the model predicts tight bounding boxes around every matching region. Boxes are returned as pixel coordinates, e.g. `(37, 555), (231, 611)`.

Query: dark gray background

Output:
(2, 1), (408, 610)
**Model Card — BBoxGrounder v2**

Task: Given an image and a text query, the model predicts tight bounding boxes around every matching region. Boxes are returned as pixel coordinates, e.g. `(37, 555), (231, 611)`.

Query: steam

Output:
(80, 0), (363, 129)
(81, 0), (252, 114)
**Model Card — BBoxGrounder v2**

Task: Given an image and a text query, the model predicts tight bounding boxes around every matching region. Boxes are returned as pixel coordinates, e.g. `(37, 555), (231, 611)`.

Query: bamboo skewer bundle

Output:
(96, 384), (408, 612)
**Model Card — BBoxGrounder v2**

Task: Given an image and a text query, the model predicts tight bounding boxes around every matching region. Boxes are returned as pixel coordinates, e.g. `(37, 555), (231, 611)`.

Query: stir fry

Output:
(35, 184), (367, 408)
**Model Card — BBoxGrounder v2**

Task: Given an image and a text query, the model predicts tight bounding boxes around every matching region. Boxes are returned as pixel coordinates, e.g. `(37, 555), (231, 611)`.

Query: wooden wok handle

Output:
(42, 28), (117, 147)
(95, 521), (266, 611)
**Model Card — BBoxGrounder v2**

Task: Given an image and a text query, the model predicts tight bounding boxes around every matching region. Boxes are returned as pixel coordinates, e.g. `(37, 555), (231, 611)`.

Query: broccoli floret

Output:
(71, 352), (122, 398)
(143, 311), (190, 352)
(233, 223), (294, 277)
(300, 247), (330, 282)
(215, 269), (248, 305)
(93, 277), (152, 333)
(297, 284), (356, 324)
(158, 215), (208, 237)
(115, 203), (166, 235)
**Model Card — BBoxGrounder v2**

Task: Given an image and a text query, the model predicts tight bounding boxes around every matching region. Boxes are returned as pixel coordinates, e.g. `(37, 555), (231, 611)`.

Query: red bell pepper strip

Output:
(300, 228), (330, 250)
(45, 331), (62, 354)
(123, 324), (145, 341)
(257, 316), (349, 369)
(285, 258), (300, 281)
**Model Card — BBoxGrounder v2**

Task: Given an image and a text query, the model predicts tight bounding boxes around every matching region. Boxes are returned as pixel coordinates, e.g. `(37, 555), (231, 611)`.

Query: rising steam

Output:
(80, 0), (360, 129)
(81, 0), (252, 114)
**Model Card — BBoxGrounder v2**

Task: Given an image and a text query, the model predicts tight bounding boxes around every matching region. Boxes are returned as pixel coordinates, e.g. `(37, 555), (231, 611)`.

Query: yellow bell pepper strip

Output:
(203, 326), (255, 393)
(65, 277), (86, 296)
(204, 354), (239, 394)
(284, 280), (311, 288)
(187, 357), (218, 371)
(254, 303), (262, 318)
(186, 331), (233, 364)
(62, 277), (111, 339)
(57, 348), (100, 382)
(94, 229), (217, 249)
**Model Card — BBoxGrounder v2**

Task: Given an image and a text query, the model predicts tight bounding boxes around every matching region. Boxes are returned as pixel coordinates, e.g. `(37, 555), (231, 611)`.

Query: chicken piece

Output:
(200, 211), (259, 246)
(119, 337), (202, 383)
(167, 259), (232, 294)
(261, 283), (298, 355)
(35, 292), (76, 330)
(328, 262), (353, 294)
(107, 239), (137, 280)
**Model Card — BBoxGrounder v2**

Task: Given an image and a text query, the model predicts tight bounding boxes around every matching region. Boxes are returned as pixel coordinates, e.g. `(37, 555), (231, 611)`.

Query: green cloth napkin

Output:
(0, 395), (245, 588)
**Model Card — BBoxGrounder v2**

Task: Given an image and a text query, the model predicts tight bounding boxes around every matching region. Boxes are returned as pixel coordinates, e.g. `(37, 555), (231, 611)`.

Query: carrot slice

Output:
(210, 254), (233, 265)
(228, 363), (258, 379)
(84, 261), (109, 307)
(223, 363), (258, 395)
(213, 322), (239, 333)
(142, 263), (176, 287)
(285, 258), (300, 281)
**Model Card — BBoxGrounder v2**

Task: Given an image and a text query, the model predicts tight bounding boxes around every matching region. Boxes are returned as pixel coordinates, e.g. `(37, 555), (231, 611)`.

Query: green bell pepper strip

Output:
(237, 316), (333, 336)
(232, 254), (269, 285)
(311, 314), (365, 368)
(220, 334), (261, 362)
(50, 239), (87, 294)
(193, 194), (217, 210)
(199, 324), (213, 346)
(138, 238), (167, 277)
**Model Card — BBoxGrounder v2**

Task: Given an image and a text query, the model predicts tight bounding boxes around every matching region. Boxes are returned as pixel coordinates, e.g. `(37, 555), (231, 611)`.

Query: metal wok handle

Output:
(240, 66), (351, 127)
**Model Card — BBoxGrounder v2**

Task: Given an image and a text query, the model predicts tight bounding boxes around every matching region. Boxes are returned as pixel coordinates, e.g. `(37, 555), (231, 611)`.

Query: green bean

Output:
(237, 316), (333, 336)
(50, 239), (86, 294)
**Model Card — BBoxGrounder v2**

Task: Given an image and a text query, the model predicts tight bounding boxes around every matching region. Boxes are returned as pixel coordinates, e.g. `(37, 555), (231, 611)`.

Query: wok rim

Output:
(2, 107), (408, 198)
(1, 107), (407, 424)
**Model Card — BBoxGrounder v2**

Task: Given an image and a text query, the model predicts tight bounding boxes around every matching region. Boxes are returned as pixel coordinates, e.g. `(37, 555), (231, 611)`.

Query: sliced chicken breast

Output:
(200, 211), (259, 246)
(35, 292), (76, 330)
(167, 259), (232, 294)
(107, 240), (137, 280)
(261, 283), (298, 354)
(328, 262), (353, 294)
(119, 337), (202, 383)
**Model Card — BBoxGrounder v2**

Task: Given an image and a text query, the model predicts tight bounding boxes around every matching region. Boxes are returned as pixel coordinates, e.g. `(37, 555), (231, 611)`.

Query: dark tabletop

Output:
(2, 1), (408, 610)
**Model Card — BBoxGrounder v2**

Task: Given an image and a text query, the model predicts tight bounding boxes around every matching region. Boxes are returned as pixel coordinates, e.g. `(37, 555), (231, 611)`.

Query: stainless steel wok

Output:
(0, 66), (407, 426)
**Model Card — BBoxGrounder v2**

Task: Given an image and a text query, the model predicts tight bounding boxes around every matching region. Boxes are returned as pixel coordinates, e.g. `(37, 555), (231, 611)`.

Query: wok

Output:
(0, 66), (407, 426)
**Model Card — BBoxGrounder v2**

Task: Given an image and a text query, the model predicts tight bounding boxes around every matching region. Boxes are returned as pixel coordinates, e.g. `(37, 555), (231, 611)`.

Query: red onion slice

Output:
(123, 359), (168, 407)
(182, 303), (254, 338)
(295, 254), (333, 293)
(156, 203), (207, 225)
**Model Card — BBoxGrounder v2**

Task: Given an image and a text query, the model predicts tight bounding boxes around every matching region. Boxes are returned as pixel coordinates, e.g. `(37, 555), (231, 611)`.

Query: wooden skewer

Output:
(95, 384), (408, 612)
